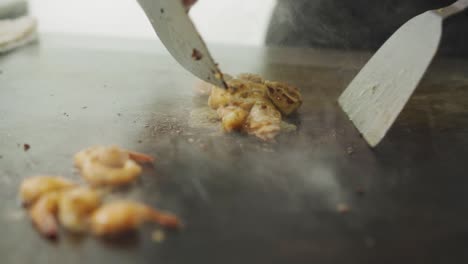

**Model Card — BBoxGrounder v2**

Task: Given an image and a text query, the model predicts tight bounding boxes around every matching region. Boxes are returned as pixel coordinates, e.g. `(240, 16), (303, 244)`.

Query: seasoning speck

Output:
(337, 203), (350, 214)
(117, 113), (122, 117)
(151, 229), (165, 243)
(137, 140), (142, 144)
(23, 144), (30, 151)
(82, 106), (88, 109)
(191, 48), (203, 61)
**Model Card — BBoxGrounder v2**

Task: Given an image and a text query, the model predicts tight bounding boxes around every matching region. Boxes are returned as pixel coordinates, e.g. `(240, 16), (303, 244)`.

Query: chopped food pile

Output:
(207, 73), (302, 141)
(19, 145), (181, 239)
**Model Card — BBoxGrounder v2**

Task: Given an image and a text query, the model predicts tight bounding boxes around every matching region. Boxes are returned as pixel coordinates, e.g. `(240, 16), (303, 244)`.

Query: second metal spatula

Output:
(338, 0), (468, 147)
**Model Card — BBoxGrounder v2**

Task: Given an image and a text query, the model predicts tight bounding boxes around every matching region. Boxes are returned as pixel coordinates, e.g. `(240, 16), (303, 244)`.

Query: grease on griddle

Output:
(188, 107), (219, 130)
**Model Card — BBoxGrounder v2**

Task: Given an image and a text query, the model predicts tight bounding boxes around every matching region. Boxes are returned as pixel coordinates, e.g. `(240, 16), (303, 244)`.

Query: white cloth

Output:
(0, 16), (37, 53)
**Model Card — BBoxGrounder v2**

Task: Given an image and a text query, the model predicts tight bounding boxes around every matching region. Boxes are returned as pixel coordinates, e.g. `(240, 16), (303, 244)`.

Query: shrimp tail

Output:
(32, 213), (58, 239)
(147, 208), (182, 229)
(29, 192), (61, 239)
(127, 151), (155, 164)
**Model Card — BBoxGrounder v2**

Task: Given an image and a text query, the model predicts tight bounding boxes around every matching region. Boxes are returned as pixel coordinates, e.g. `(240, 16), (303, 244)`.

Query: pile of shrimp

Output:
(18, 145), (181, 240)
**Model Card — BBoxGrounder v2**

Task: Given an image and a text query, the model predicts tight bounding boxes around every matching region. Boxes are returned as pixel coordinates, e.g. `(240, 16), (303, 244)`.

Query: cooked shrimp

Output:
(244, 101), (282, 141)
(74, 146), (153, 187)
(90, 201), (181, 236)
(29, 191), (61, 239)
(19, 176), (76, 206)
(217, 105), (249, 132)
(58, 187), (101, 233)
(74, 145), (153, 168)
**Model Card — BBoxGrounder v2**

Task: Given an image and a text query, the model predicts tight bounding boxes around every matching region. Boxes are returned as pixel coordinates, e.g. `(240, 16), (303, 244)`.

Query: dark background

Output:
(266, 0), (468, 56)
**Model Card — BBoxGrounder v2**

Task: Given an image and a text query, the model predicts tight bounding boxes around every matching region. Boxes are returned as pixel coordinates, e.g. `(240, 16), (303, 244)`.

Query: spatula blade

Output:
(137, 0), (226, 88)
(338, 11), (442, 147)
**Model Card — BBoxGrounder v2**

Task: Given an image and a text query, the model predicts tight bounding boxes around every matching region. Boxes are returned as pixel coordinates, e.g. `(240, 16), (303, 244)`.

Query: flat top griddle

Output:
(1, 34), (468, 264)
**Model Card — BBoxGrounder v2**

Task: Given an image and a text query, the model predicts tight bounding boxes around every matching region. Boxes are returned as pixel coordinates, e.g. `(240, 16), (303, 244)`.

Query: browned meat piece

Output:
(265, 81), (302, 115)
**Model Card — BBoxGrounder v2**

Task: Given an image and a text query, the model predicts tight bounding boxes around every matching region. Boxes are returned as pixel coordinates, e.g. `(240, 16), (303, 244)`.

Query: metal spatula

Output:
(137, 0), (226, 88)
(338, 0), (468, 147)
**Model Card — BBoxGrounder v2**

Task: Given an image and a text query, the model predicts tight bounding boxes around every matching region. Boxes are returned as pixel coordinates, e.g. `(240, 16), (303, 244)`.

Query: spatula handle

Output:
(438, 0), (468, 18)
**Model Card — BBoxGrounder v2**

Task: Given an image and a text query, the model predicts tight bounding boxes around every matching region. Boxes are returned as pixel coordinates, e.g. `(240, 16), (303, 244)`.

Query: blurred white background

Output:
(28, 0), (276, 46)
